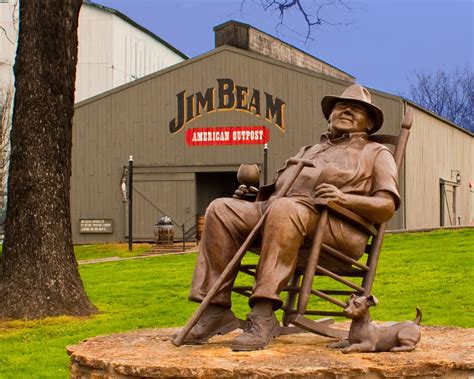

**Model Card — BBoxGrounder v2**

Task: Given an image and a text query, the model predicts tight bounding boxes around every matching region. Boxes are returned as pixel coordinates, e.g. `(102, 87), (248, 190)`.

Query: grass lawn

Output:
(0, 228), (472, 377)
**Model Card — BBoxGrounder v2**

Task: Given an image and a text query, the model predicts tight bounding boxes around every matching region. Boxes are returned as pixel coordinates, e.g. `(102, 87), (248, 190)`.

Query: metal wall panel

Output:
(76, 5), (114, 103)
(72, 45), (406, 243)
(75, 4), (185, 103)
(405, 104), (474, 228)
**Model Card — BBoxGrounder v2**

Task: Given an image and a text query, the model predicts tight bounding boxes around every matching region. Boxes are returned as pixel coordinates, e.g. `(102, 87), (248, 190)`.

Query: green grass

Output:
(0, 254), (201, 378)
(372, 228), (473, 324)
(0, 228), (473, 378)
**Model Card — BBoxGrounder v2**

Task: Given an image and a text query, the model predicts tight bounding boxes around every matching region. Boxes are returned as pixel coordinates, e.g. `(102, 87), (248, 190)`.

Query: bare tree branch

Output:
(0, 25), (15, 45)
(0, 0), (18, 44)
(408, 65), (474, 132)
(240, 0), (352, 41)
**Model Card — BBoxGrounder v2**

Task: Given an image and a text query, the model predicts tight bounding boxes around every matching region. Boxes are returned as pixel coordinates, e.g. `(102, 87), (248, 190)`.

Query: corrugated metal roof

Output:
(83, 0), (188, 60)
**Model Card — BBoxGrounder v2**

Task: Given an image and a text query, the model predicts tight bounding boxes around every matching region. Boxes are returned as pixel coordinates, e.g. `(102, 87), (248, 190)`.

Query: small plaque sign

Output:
(80, 219), (113, 234)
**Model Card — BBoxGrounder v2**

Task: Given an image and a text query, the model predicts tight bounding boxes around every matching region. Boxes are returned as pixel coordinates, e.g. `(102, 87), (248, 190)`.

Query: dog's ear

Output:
(346, 293), (357, 305)
(367, 295), (379, 307)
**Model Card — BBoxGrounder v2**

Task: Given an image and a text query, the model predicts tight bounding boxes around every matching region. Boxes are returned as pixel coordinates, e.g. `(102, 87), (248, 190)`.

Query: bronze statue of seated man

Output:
(185, 84), (400, 351)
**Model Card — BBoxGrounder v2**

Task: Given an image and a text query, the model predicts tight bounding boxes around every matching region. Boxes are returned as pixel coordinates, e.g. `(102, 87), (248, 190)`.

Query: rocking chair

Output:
(172, 108), (412, 345)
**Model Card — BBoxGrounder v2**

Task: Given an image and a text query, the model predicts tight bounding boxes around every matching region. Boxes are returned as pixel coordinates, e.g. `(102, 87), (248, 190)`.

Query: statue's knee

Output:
(267, 197), (297, 217)
(265, 198), (315, 237)
(205, 198), (228, 218)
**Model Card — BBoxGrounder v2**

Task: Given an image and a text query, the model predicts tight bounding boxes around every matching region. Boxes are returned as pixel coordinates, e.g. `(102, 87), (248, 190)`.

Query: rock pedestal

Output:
(68, 325), (473, 378)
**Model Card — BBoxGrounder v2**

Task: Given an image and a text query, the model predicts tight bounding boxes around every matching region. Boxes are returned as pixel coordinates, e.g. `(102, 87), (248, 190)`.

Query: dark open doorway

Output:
(196, 172), (240, 216)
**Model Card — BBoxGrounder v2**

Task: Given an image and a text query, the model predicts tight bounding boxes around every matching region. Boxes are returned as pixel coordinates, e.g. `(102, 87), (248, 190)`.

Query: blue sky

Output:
(92, 0), (473, 97)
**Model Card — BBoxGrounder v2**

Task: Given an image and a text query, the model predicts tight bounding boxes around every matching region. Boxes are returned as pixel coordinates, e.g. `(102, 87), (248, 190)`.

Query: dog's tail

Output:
(414, 308), (422, 325)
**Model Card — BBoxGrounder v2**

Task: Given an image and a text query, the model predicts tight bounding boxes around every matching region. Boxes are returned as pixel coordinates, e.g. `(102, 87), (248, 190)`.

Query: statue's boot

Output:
(231, 312), (279, 351)
(179, 306), (240, 344)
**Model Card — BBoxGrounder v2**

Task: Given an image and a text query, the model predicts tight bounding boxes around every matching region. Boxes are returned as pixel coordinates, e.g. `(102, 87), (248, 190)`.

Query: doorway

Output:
(440, 179), (460, 226)
(196, 172), (240, 216)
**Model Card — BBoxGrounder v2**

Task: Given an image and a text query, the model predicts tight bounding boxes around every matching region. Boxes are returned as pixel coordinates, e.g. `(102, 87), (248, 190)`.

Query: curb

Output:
(78, 250), (197, 265)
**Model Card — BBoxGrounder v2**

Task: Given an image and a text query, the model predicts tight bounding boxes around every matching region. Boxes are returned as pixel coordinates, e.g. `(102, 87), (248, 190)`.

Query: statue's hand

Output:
(233, 184), (259, 200)
(313, 183), (344, 203)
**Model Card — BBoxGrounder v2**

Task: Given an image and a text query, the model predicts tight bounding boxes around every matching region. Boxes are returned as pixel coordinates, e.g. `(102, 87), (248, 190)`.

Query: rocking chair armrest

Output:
(313, 199), (378, 236)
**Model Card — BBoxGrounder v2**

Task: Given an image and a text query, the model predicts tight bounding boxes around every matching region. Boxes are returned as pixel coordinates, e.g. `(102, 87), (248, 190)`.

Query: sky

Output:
(92, 0), (473, 97)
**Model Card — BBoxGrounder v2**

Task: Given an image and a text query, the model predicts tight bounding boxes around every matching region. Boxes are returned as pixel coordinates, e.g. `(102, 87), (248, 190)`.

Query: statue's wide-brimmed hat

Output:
(321, 84), (384, 134)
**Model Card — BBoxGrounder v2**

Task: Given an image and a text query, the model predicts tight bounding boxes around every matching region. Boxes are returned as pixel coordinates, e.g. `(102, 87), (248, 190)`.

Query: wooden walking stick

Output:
(172, 158), (315, 347)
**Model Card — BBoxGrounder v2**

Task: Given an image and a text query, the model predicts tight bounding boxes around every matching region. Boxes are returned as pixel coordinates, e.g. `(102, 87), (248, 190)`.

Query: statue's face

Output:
(329, 101), (373, 136)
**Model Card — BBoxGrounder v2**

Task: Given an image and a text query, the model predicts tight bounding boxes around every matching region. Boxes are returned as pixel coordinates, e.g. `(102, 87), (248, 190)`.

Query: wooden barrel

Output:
(196, 215), (205, 241)
(154, 224), (174, 246)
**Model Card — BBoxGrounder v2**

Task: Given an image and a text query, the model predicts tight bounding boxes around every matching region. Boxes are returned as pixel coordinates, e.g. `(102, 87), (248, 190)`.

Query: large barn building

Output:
(0, 0), (187, 230)
(0, 0), (187, 104)
(72, 21), (474, 244)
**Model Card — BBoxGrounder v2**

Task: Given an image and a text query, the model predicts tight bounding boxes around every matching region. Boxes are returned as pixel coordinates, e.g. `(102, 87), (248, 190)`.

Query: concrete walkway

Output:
(78, 249), (197, 265)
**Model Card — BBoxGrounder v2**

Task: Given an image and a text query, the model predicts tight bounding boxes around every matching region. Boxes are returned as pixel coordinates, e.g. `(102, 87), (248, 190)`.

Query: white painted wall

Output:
(110, 13), (184, 90)
(0, 0), (17, 216)
(0, 1), (186, 104)
(0, 0), (17, 103)
(76, 4), (114, 103)
(76, 3), (185, 102)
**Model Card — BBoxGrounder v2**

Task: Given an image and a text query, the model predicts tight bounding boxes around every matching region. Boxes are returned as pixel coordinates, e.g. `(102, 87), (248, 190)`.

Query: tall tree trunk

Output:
(0, 0), (97, 319)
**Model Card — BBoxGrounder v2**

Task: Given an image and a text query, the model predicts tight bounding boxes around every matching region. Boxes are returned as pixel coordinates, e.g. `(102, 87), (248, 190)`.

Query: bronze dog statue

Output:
(328, 294), (422, 353)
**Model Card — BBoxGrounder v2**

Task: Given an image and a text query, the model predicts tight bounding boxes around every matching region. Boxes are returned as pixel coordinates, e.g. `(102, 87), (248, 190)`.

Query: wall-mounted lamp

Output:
(120, 167), (128, 202)
(451, 170), (461, 184)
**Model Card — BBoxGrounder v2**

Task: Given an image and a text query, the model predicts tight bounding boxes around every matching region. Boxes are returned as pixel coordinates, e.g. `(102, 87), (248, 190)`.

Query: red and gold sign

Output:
(185, 126), (269, 146)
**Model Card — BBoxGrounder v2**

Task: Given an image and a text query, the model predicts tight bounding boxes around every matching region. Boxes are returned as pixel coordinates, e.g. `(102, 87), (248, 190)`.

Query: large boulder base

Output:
(68, 324), (473, 378)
